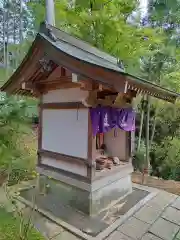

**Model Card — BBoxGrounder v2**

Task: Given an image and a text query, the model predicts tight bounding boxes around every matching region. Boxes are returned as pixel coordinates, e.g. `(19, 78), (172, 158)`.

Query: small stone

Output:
(113, 157), (120, 165)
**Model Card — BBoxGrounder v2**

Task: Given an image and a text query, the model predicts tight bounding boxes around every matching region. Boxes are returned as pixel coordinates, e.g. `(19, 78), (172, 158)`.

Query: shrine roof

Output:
(40, 23), (124, 73)
(1, 22), (180, 103)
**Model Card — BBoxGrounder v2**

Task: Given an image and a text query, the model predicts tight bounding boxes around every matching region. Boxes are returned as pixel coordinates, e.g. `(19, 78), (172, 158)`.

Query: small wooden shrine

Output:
(1, 22), (179, 216)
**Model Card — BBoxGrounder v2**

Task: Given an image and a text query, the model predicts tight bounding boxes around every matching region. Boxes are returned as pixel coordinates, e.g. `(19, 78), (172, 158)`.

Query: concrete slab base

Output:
(9, 181), (180, 240)
(15, 184), (157, 240)
(37, 166), (133, 216)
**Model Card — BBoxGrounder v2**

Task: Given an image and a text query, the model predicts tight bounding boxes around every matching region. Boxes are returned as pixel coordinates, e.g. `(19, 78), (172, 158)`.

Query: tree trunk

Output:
(19, 0), (23, 61)
(5, 1), (10, 78)
(2, 3), (6, 68)
(13, 2), (17, 70)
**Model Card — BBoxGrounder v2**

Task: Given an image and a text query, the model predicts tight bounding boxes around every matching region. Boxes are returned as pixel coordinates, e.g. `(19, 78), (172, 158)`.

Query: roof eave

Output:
(1, 34), (44, 93)
(1, 22), (179, 104)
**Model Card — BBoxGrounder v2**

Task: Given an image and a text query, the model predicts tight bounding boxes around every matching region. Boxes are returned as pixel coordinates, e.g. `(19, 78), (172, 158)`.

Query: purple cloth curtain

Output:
(90, 106), (135, 136)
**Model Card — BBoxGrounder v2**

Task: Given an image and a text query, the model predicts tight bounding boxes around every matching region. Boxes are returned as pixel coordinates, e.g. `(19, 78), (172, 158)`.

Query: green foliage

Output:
(27, 0), (45, 32)
(54, 0), (164, 72)
(0, 94), (37, 185)
(148, 0), (180, 30)
(135, 100), (180, 180)
(151, 137), (180, 180)
(131, 0), (180, 181)
(0, 207), (44, 240)
(27, 0), (164, 73)
(152, 101), (180, 142)
(0, 95), (26, 165)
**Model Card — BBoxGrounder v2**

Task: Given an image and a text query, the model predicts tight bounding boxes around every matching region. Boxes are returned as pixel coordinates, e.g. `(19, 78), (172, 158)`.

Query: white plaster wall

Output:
(104, 128), (127, 160)
(41, 156), (87, 176)
(42, 88), (88, 103)
(42, 109), (89, 158)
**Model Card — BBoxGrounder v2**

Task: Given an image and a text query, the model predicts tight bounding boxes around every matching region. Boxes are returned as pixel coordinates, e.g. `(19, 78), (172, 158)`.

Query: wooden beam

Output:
(38, 149), (89, 166)
(38, 74), (94, 91)
(80, 80), (93, 91)
(40, 102), (86, 109)
(37, 76), (72, 84)
(44, 65), (62, 81)
(35, 66), (69, 85)
(61, 67), (66, 76)
(38, 96), (43, 165)
(38, 164), (90, 183)
(20, 81), (44, 96)
(87, 110), (94, 180)
(38, 81), (80, 92)
(21, 82), (32, 90)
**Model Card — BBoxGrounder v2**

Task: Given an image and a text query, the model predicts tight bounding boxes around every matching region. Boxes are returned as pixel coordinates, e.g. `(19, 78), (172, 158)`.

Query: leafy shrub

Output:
(7, 156), (34, 186)
(0, 207), (44, 240)
(0, 95), (37, 186)
(151, 137), (180, 180)
(7, 127), (37, 185)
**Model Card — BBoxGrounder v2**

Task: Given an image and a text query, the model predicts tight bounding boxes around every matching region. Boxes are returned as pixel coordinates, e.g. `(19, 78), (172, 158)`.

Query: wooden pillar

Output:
(87, 110), (95, 181)
(37, 95), (43, 165)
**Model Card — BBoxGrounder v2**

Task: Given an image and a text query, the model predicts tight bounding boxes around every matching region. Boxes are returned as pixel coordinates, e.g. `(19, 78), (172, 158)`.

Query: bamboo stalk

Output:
(146, 95), (151, 175)
(137, 105), (144, 151)
(149, 104), (158, 148)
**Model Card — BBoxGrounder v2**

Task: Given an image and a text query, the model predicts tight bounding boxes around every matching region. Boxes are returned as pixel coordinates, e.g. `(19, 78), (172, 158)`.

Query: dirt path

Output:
(132, 172), (180, 195)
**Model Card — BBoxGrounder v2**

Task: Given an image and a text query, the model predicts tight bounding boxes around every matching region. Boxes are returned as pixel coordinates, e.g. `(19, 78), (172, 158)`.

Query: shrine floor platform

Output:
(3, 182), (180, 240)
